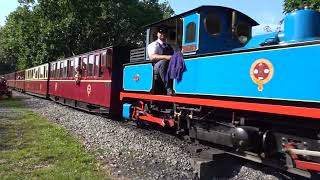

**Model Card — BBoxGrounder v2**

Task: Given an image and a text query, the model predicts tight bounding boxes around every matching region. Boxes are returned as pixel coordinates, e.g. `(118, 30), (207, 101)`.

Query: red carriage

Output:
(25, 64), (49, 97)
(48, 46), (129, 116)
(4, 72), (15, 89)
(15, 70), (25, 92)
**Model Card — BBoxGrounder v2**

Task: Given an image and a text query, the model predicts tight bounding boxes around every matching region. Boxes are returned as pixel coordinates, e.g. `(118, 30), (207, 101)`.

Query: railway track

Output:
(13, 91), (309, 180)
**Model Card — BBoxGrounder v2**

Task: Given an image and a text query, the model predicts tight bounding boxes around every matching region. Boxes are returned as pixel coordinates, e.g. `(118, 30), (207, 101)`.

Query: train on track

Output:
(1, 6), (320, 179)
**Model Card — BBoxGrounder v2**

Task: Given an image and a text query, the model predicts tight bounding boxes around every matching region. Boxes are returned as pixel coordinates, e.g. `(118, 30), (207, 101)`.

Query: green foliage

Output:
(0, 0), (174, 72)
(284, 0), (320, 13)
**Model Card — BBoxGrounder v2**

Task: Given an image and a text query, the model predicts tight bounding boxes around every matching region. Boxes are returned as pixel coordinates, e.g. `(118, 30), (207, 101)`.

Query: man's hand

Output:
(149, 54), (172, 61)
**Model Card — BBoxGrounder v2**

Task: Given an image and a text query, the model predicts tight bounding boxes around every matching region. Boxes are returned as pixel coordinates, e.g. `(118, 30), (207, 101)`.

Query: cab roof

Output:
(145, 5), (259, 28)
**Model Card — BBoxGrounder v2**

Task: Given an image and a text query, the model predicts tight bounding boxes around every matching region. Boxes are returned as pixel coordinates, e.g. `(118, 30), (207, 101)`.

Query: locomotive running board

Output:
(120, 92), (320, 119)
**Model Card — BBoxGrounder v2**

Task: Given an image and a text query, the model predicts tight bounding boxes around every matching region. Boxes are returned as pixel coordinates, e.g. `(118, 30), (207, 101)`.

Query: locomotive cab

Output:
(144, 6), (259, 57)
(124, 6), (259, 96)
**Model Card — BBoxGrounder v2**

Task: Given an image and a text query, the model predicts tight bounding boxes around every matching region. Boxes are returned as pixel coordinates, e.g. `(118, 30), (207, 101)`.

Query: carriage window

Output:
(74, 57), (80, 74)
(82, 57), (88, 76)
(53, 63), (57, 78)
(39, 67), (43, 79)
(55, 63), (59, 78)
(100, 52), (106, 76)
(38, 67), (41, 79)
(50, 63), (54, 77)
(36, 69), (38, 79)
(67, 60), (70, 77)
(94, 55), (100, 76)
(237, 22), (251, 44)
(69, 60), (74, 77)
(88, 55), (94, 76)
(50, 65), (53, 78)
(60, 62), (64, 78)
(44, 66), (46, 78)
(42, 66), (45, 78)
(185, 22), (196, 43)
(63, 61), (68, 77)
(45, 66), (48, 79)
(204, 13), (221, 36)
(42, 67), (44, 79)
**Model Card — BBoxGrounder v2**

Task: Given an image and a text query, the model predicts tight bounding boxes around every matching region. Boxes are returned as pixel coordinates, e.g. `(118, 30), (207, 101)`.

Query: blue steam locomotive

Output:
(120, 6), (320, 178)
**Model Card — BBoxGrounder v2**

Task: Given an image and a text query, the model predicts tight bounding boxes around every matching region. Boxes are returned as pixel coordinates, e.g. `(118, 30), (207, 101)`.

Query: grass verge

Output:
(0, 97), (108, 179)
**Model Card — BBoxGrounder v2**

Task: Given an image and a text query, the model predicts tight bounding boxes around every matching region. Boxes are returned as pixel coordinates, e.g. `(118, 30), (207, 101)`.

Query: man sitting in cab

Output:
(147, 26), (174, 95)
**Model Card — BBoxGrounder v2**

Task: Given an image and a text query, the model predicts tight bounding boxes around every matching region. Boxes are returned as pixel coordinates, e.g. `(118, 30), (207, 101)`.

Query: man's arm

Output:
(149, 54), (172, 61)
(147, 42), (172, 61)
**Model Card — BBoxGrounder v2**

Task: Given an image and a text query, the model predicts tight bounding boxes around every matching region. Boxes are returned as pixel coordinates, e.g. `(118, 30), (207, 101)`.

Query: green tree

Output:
(284, 0), (320, 13)
(0, 0), (174, 72)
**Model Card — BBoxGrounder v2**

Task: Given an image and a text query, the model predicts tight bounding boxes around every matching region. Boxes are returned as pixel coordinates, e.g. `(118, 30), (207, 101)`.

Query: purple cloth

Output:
(165, 52), (185, 87)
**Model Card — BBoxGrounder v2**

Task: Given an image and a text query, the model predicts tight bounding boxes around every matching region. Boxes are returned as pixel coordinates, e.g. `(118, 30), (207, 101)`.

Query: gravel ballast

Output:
(15, 92), (299, 180)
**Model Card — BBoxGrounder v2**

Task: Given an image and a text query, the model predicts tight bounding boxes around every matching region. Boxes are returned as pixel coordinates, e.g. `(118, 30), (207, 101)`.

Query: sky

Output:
(161, 0), (285, 35)
(0, 0), (285, 35)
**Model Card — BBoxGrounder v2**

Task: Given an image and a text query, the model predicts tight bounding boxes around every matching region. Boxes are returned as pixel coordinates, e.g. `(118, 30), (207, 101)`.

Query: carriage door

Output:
(182, 13), (200, 55)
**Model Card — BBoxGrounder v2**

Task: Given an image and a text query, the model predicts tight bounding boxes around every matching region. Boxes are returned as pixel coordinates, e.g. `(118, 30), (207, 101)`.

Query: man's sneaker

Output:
(166, 88), (174, 96)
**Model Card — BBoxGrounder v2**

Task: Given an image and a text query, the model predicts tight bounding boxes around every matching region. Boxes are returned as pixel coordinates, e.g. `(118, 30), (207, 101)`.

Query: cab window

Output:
(204, 13), (221, 36)
(237, 21), (251, 44)
(185, 22), (196, 43)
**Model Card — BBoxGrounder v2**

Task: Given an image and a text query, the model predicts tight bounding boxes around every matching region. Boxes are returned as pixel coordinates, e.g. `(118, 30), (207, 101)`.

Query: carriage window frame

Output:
(63, 60), (68, 78)
(100, 52), (106, 76)
(40, 66), (43, 79)
(204, 13), (222, 36)
(69, 59), (74, 77)
(185, 22), (196, 43)
(67, 60), (71, 77)
(94, 54), (100, 77)
(55, 62), (59, 78)
(59, 62), (64, 78)
(74, 57), (80, 76)
(41, 66), (44, 79)
(54, 63), (58, 78)
(88, 54), (94, 77)
(82, 56), (88, 77)
(36, 67), (41, 79)
(44, 66), (46, 79)
(50, 64), (53, 78)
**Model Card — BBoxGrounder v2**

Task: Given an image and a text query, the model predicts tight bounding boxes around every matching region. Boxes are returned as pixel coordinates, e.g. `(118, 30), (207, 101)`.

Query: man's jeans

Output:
(154, 60), (169, 85)
(154, 60), (173, 95)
